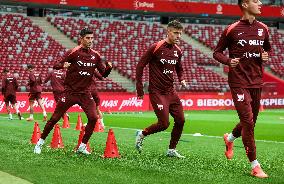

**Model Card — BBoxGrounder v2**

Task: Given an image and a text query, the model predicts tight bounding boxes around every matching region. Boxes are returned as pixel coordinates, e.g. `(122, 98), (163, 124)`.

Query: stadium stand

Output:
(185, 24), (284, 78)
(47, 16), (229, 92)
(0, 13), (126, 92)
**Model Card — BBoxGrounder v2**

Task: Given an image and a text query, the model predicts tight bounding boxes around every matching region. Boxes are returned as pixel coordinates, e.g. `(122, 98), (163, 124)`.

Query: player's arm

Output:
(14, 78), (19, 91)
(53, 50), (73, 69)
(175, 53), (186, 88)
(136, 45), (153, 99)
(44, 73), (51, 83)
(39, 74), (43, 84)
(261, 28), (272, 63)
(95, 53), (112, 78)
(96, 58), (112, 78)
(28, 73), (36, 86)
(93, 69), (104, 80)
(1, 78), (6, 95)
(213, 28), (240, 67)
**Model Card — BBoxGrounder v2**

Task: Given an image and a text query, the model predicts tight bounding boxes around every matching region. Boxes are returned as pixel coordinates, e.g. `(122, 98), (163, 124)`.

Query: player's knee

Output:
(240, 112), (253, 123)
(158, 120), (170, 131)
(88, 115), (98, 125)
(179, 117), (185, 124)
(49, 114), (61, 123)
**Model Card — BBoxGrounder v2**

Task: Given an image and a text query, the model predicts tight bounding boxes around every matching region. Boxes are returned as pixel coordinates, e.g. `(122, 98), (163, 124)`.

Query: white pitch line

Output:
(109, 126), (284, 144)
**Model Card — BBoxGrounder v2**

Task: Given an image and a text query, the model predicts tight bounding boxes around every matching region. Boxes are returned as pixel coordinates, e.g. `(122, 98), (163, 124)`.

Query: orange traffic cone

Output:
(103, 129), (120, 158)
(31, 122), (41, 144)
(74, 126), (91, 153)
(94, 119), (104, 132)
(62, 114), (70, 128)
(75, 113), (83, 131)
(50, 124), (64, 149)
(259, 104), (264, 112)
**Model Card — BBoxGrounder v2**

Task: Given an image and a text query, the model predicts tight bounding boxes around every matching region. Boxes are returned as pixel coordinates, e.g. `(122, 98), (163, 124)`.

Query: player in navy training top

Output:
(213, 0), (271, 178)
(34, 28), (112, 155)
(135, 20), (187, 158)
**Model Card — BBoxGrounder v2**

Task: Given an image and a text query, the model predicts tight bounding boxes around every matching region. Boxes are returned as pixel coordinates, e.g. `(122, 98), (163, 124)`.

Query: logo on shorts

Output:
(157, 104), (163, 110)
(237, 94), (244, 102)
(61, 97), (66, 102)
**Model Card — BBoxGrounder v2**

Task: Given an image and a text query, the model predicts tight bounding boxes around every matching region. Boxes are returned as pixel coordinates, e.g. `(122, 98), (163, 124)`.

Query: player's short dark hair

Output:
(238, 0), (245, 9)
(167, 20), (183, 30)
(27, 64), (34, 69)
(80, 28), (93, 37)
(3, 68), (9, 73)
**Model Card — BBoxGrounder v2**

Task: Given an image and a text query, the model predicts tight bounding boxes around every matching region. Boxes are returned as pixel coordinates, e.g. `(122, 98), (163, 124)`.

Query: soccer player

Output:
(44, 69), (65, 104)
(135, 20), (187, 158)
(44, 68), (69, 119)
(34, 28), (112, 154)
(213, 0), (271, 178)
(26, 64), (47, 122)
(1, 68), (22, 120)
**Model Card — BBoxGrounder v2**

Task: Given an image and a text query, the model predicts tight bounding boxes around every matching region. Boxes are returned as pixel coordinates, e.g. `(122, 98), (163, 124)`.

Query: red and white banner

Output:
(13, 0), (284, 18)
(178, 93), (284, 110)
(0, 92), (149, 113)
(0, 92), (283, 113)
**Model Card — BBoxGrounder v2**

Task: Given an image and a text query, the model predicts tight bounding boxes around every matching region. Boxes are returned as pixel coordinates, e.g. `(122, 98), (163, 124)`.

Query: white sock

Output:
(16, 110), (20, 114)
(37, 138), (45, 146)
(79, 143), (86, 148)
(251, 160), (260, 169)
(30, 114), (34, 118)
(43, 111), (47, 116)
(228, 133), (237, 142)
(100, 118), (105, 127)
(168, 149), (176, 153)
(139, 131), (145, 138)
(9, 113), (12, 119)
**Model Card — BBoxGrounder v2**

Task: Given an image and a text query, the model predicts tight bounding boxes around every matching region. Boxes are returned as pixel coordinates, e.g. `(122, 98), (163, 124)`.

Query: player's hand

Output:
(63, 62), (71, 68)
(261, 51), (269, 62)
(137, 95), (144, 99)
(96, 107), (103, 119)
(107, 62), (112, 68)
(180, 80), (187, 88)
(230, 58), (240, 68)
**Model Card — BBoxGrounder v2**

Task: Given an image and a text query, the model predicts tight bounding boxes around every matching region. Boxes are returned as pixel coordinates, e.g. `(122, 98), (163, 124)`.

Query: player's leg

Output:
(250, 88), (262, 125)
(5, 99), (12, 120)
(54, 91), (68, 120)
(231, 88), (267, 177)
(34, 94), (76, 154)
(224, 122), (242, 158)
(135, 93), (170, 152)
(144, 94), (170, 134)
(76, 94), (97, 154)
(249, 88), (267, 178)
(11, 95), (22, 120)
(36, 93), (47, 121)
(167, 93), (185, 158)
(27, 95), (35, 121)
(223, 88), (246, 160)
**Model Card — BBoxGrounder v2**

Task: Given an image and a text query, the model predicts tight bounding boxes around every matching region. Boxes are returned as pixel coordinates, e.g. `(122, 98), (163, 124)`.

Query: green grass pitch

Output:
(0, 110), (283, 184)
